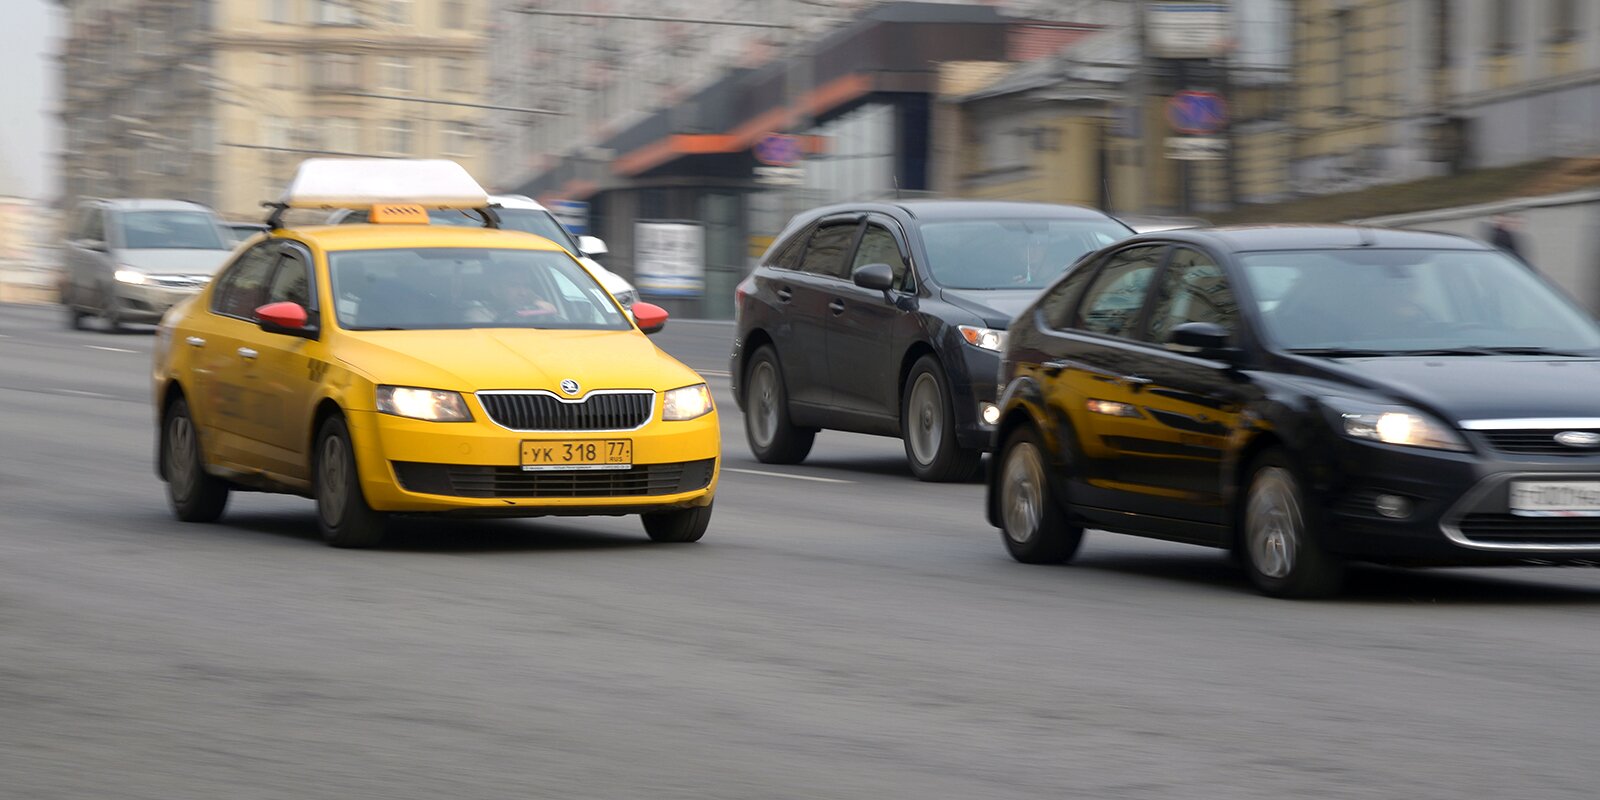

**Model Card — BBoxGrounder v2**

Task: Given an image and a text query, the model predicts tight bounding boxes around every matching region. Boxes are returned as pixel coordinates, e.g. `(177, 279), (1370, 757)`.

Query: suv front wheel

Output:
(901, 355), (982, 482)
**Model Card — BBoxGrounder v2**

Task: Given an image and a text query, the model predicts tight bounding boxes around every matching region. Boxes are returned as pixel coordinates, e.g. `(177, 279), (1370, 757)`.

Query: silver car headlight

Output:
(958, 325), (1007, 352)
(1331, 400), (1467, 452)
(662, 383), (713, 421)
(376, 386), (473, 422)
(114, 268), (147, 285)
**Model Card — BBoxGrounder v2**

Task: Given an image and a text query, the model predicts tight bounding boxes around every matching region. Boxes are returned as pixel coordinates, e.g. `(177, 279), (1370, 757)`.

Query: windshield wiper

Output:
(1397, 346), (1595, 357)
(1285, 347), (1405, 358)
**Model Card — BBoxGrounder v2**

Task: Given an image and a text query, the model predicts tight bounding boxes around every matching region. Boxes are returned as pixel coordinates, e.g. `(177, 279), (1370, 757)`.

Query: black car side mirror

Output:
(1168, 321), (1235, 360)
(852, 262), (895, 293)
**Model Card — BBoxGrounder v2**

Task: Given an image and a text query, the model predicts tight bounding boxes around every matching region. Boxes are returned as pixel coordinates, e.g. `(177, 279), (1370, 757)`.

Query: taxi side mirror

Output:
(256, 301), (318, 340)
(632, 301), (668, 335)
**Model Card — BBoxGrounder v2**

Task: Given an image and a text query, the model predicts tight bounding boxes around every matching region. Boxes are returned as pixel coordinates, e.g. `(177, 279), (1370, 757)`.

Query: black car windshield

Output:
(117, 211), (228, 250)
(429, 208), (580, 251)
(328, 248), (629, 331)
(1240, 248), (1600, 353)
(920, 218), (1130, 289)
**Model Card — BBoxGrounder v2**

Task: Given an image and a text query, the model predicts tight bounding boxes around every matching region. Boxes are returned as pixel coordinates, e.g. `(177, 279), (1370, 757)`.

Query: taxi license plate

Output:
(1509, 481), (1600, 517)
(521, 440), (632, 471)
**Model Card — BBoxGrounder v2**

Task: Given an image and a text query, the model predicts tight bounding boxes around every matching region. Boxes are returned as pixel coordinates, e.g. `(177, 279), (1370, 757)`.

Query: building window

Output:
(266, 52), (291, 89)
(441, 57), (468, 92)
(1489, 0), (1516, 52)
(441, 0), (466, 29)
(383, 57), (412, 92)
(1550, 0), (1579, 42)
(384, 120), (413, 155)
(442, 122), (474, 156)
(264, 116), (293, 150)
(316, 0), (359, 26)
(1335, 9), (1355, 111)
(262, 0), (291, 23)
(315, 53), (361, 89)
(328, 118), (361, 154)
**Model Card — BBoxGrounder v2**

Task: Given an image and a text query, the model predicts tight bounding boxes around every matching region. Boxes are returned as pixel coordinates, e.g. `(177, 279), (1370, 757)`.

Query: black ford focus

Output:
(987, 225), (1600, 597)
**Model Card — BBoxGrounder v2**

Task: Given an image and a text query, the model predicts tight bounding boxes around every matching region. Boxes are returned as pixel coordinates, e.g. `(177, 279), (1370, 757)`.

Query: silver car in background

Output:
(60, 199), (236, 331)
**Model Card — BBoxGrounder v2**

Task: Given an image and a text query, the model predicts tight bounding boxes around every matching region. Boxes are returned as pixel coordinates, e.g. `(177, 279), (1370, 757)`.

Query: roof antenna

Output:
(893, 175), (902, 200)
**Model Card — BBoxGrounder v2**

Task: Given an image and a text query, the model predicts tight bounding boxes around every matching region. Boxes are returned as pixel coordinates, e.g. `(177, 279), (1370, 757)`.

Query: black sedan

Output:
(987, 225), (1600, 597)
(732, 201), (1131, 480)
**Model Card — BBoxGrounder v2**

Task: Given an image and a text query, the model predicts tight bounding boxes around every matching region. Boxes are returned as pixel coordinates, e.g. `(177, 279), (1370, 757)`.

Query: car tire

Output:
(314, 415), (388, 549)
(65, 299), (86, 330)
(162, 396), (230, 523)
(996, 425), (1083, 564)
(1240, 449), (1345, 599)
(901, 355), (982, 482)
(100, 290), (125, 332)
(743, 346), (815, 464)
(642, 504), (713, 543)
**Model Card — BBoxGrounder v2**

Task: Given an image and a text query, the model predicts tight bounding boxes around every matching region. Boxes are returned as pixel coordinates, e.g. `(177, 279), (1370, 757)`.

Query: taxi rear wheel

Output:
(642, 504), (712, 543)
(314, 416), (388, 549)
(162, 396), (230, 522)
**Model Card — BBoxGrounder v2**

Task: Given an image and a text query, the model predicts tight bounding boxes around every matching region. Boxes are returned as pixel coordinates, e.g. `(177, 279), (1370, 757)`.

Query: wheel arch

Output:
(309, 398), (346, 470)
(737, 327), (776, 404)
(896, 340), (939, 410)
(155, 379), (188, 479)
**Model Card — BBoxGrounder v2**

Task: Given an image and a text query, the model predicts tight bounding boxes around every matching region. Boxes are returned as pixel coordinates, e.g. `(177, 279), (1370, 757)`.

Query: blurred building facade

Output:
(57, 0), (490, 220)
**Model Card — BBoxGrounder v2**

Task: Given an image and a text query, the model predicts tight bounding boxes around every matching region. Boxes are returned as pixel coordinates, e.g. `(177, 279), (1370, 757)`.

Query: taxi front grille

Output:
(393, 459), (715, 499)
(477, 391), (653, 431)
(1480, 429), (1600, 456)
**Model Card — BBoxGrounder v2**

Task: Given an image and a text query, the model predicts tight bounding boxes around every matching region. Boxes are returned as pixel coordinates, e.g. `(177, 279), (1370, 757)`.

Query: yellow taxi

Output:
(151, 159), (718, 547)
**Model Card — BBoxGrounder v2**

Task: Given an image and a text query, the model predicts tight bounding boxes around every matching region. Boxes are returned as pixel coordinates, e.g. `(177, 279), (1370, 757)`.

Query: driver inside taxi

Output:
(463, 262), (557, 322)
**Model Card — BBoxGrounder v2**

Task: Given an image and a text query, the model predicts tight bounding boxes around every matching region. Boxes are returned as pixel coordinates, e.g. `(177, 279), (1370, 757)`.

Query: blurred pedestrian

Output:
(1486, 212), (1527, 263)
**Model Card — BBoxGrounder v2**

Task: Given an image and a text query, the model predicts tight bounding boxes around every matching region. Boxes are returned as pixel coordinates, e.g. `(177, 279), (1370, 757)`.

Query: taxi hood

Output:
(333, 327), (702, 393)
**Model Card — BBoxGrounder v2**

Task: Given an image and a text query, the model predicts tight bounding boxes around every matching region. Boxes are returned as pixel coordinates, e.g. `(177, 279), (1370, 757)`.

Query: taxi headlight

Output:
(958, 325), (1007, 352)
(1335, 402), (1467, 452)
(114, 268), (147, 285)
(662, 383), (713, 421)
(376, 386), (472, 422)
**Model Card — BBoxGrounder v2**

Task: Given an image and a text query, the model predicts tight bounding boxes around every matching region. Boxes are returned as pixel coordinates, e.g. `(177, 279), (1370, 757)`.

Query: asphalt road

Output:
(3, 301), (1599, 800)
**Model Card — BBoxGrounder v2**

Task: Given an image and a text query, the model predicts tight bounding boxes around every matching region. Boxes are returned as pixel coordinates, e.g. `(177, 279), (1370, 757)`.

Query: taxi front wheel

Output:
(163, 396), (230, 523)
(642, 504), (712, 543)
(314, 416), (388, 548)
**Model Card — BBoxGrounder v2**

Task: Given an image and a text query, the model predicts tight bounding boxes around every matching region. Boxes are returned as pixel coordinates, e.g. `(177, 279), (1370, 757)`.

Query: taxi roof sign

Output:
(369, 203), (430, 224)
(279, 158), (489, 210)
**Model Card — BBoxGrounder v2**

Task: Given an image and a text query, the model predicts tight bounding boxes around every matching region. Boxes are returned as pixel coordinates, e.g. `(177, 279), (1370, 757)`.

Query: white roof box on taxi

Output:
(279, 158), (489, 210)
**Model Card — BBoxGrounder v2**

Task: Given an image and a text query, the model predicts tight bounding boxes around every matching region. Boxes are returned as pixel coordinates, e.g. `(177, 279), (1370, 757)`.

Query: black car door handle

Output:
(776, 287), (793, 303)
(828, 299), (846, 315)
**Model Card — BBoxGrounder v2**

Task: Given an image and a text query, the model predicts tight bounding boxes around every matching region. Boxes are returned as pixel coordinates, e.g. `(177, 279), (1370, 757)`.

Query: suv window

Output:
(1074, 245), (1165, 338)
(1146, 247), (1237, 344)
(765, 225), (811, 270)
(212, 244), (280, 319)
(851, 223), (911, 290)
(799, 221), (859, 280)
(265, 250), (314, 309)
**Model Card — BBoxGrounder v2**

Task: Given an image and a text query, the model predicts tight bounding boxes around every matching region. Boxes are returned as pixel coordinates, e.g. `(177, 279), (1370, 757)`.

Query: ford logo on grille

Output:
(559, 379), (581, 395)
(1554, 431), (1600, 448)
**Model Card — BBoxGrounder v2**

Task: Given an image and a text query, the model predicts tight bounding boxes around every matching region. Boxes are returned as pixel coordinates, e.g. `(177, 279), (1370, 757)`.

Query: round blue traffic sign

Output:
(1167, 91), (1228, 136)
(754, 133), (802, 167)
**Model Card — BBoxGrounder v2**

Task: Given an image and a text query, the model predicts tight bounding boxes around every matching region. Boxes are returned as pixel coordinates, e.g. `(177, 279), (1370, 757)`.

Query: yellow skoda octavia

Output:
(151, 159), (718, 547)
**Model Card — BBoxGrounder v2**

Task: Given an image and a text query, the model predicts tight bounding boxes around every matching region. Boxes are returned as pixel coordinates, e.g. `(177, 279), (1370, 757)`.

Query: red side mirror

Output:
(255, 301), (310, 334)
(632, 301), (668, 335)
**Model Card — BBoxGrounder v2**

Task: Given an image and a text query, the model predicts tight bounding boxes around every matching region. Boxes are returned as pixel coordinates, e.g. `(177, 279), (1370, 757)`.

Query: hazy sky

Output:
(0, 0), (59, 201)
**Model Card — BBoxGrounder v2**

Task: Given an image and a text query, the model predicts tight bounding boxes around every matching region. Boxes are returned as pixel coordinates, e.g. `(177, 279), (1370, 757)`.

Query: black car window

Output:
(851, 223), (911, 290)
(798, 222), (859, 280)
(1037, 255), (1101, 330)
(1145, 247), (1238, 344)
(765, 225), (812, 270)
(211, 243), (280, 320)
(1074, 245), (1165, 338)
(266, 251), (314, 309)
(81, 208), (105, 243)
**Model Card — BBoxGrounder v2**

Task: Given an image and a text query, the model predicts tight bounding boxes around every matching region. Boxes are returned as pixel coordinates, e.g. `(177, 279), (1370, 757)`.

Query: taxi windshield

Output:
(328, 247), (630, 332)
(1240, 248), (1600, 353)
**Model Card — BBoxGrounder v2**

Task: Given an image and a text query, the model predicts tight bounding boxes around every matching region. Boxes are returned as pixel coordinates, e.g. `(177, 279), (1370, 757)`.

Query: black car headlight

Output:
(958, 325), (1007, 352)
(1328, 400), (1468, 452)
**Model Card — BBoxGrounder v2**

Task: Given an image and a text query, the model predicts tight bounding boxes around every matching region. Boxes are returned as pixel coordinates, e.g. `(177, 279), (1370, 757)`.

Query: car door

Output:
(246, 244), (323, 481)
(194, 241), (281, 467)
(781, 215), (863, 414)
(1035, 244), (1170, 515)
(828, 215), (914, 420)
(68, 205), (109, 306)
(1117, 246), (1250, 525)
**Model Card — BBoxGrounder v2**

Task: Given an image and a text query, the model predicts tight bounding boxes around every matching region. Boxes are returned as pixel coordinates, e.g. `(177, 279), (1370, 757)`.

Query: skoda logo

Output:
(1554, 431), (1600, 448)
(559, 379), (581, 396)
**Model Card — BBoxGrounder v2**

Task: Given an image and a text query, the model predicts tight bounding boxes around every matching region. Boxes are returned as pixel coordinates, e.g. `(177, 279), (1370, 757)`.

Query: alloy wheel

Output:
(319, 434), (349, 527)
(1246, 467), (1301, 579)
(907, 373), (943, 465)
(1001, 440), (1047, 544)
(167, 414), (198, 502)
(749, 361), (778, 448)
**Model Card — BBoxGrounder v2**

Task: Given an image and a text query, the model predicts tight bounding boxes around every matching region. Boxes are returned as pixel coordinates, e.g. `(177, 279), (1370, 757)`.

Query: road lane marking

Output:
(57, 388), (119, 400)
(725, 467), (853, 484)
(85, 345), (137, 353)
(699, 369), (731, 377)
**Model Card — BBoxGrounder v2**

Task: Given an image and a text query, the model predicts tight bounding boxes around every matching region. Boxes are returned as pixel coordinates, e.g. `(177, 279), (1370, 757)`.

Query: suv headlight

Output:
(114, 268), (147, 285)
(958, 325), (1007, 352)
(376, 386), (472, 422)
(662, 383), (713, 421)
(1331, 400), (1467, 452)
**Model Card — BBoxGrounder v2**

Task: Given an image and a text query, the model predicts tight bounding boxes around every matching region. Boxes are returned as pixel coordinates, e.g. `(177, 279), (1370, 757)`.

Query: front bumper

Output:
(345, 408), (720, 515)
(1320, 438), (1600, 565)
(114, 282), (202, 322)
(948, 344), (1002, 451)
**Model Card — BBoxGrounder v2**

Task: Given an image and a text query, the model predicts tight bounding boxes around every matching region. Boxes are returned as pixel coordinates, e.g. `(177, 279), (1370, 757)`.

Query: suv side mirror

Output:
(1168, 321), (1233, 358)
(578, 235), (608, 257)
(256, 301), (318, 339)
(852, 262), (895, 292)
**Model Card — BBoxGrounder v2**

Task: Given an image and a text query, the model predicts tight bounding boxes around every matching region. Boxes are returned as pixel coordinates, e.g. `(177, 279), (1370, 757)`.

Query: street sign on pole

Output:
(1148, 2), (1232, 60)
(635, 221), (705, 297)
(1166, 91), (1228, 136)
(754, 133), (802, 167)
(1166, 137), (1228, 161)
